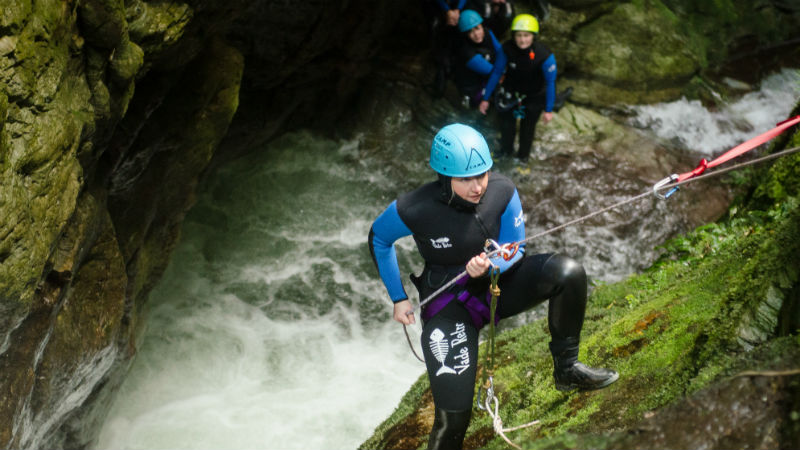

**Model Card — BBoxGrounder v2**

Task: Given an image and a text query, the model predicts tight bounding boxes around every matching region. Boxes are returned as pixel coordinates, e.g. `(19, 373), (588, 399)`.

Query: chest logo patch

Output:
(430, 237), (452, 249)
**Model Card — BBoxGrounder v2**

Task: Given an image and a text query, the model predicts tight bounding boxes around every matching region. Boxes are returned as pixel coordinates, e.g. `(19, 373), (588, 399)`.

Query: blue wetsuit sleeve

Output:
(482, 31), (507, 101)
(465, 54), (494, 76)
(542, 54), (557, 112)
(368, 201), (413, 302)
(489, 189), (525, 272)
(435, 0), (466, 11)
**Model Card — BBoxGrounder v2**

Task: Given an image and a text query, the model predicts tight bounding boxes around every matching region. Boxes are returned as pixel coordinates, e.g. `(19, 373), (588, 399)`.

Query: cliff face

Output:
(0, 1), (408, 448)
(0, 0), (797, 448)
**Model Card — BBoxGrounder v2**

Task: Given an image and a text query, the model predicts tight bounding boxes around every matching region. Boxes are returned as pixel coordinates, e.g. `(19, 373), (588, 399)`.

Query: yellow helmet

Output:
(511, 14), (539, 34)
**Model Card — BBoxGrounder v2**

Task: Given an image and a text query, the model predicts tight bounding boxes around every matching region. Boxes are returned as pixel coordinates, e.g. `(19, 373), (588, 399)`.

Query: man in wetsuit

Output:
(368, 124), (618, 450)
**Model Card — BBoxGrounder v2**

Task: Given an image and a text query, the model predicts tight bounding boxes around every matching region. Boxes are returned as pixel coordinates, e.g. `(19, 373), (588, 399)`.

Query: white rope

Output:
(483, 394), (540, 450)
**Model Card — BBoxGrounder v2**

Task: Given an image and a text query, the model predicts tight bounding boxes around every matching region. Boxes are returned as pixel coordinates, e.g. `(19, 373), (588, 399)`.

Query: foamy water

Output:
(95, 134), (427, 450)
(631, 68), (800, 154)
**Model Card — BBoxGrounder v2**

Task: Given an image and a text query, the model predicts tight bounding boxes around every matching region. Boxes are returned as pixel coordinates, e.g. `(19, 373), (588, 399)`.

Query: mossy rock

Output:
(566, 1), (701, 106)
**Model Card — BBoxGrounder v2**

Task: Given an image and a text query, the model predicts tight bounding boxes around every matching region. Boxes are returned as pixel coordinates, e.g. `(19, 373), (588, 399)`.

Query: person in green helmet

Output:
(368, 124), (618, 450)
(497, 13), (557, 161)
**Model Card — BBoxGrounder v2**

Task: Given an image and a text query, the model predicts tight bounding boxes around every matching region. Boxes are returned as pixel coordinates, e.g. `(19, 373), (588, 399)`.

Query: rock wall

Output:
(0, 0), (409, 448)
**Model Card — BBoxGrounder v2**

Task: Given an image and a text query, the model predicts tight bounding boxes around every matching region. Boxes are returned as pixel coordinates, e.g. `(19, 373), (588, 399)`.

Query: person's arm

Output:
(481, 30), (507, 101)
(542, 53), (557, 112)
(489, 188), (525, 272)
(465, 188), (526, 277)
(435, 0), (466, 10)
(368, 200), (413, 302)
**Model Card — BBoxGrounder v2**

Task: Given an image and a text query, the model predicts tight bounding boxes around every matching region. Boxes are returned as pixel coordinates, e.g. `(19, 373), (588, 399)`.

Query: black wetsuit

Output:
(498, 40), (556, 160)
(368, 173), (587, 412)
(453, 29), (506, 106)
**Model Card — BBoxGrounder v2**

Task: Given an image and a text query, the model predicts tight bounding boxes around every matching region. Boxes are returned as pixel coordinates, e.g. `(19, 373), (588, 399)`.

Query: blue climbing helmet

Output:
(458, 9), (483, 32)
(430, 123), (493, 177)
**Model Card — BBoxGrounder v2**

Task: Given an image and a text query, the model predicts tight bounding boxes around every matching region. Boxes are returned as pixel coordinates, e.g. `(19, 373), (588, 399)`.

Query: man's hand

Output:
(542, 112), (553, 123)
(479, 100), (490, 115)
(446, 9), (460, 27)
(466, 252), (492, 278)
(393, 300), (416, 325)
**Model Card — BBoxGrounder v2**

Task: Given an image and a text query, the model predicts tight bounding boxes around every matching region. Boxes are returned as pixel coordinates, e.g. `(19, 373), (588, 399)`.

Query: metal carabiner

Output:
(484, 239), (502, 256)
(476, 376), (496, 411)
(653, 174), (679, 200)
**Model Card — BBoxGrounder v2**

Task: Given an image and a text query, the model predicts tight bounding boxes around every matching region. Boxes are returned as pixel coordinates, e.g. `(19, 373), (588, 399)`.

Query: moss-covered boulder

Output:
(540, 0), (799, 107)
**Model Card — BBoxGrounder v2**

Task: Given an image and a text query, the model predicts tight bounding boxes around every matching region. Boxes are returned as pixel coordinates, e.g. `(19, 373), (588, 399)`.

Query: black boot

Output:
(550, 338), (618, 392)
(427, 408), (471, 450)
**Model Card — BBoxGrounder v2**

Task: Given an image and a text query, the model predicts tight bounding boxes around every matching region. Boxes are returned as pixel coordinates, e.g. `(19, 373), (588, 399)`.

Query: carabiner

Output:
(476, 376), (496, 411)
(501, 243), (519, 261)
(653, 174), (679, 200)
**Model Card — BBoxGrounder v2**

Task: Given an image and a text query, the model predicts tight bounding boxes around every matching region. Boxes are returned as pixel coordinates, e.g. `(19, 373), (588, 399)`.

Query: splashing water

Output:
(630, 68), (800, 154)
(95, 134), (427, 450)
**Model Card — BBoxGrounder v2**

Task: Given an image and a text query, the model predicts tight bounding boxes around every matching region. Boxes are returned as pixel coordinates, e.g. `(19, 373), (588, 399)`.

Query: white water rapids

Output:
(95, 69), (799, 450)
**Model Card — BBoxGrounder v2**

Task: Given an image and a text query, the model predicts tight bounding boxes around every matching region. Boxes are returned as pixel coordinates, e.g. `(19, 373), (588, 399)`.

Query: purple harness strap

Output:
(421, 276), (498, 330)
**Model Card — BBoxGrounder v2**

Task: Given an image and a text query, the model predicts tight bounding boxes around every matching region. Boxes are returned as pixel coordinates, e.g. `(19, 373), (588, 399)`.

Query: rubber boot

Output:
(550, 337), (619, 391)
(427, 408), (472, 450)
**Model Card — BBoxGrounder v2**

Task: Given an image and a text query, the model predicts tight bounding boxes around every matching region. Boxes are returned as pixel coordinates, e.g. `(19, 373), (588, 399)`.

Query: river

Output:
(94, 68), (799, 449)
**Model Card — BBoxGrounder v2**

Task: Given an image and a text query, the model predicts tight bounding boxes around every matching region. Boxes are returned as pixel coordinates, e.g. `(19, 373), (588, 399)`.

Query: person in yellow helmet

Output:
(497, 13), (557, 161)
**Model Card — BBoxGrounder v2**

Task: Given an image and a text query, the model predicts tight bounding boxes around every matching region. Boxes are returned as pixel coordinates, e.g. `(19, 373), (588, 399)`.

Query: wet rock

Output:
(619, 373), (799, 450)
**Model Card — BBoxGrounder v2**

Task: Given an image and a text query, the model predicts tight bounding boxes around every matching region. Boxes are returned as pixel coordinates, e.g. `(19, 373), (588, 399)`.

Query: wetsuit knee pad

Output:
(544, 254), (588, 341)
(542, 254), (586, 289)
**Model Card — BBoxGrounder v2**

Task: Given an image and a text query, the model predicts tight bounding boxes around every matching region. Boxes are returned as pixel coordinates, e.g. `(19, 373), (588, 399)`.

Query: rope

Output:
(402, 323), (425, 363)
(473, 268), (540, 449)
(482, 394), (541, 450)
(412, 144), (800, 313)
(733, 368), (800, 378)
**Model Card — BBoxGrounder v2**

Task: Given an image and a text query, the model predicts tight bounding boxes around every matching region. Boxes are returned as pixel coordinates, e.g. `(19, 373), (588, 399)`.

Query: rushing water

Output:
(95, 69), (799, 450)
(630, 68), (800, 154)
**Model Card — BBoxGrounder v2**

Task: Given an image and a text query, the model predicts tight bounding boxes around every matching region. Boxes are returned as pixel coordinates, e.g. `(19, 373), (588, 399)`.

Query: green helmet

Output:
(511, 14), (539, 34)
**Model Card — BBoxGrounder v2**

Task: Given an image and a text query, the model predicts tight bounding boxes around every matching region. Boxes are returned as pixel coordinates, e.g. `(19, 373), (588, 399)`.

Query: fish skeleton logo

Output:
(464, 147), (487, 172)
(429, 328), (457, 376)
(430, 237), (452, 249)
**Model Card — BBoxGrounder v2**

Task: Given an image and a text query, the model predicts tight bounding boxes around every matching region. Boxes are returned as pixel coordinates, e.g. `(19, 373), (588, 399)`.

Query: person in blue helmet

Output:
(453, 10), (507, 115)
(497, 13), (557, 161)
(368, 124), (618, 450)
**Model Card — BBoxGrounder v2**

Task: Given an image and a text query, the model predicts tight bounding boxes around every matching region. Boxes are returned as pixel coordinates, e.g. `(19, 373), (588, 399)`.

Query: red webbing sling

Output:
(677, 115), (800, 182)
